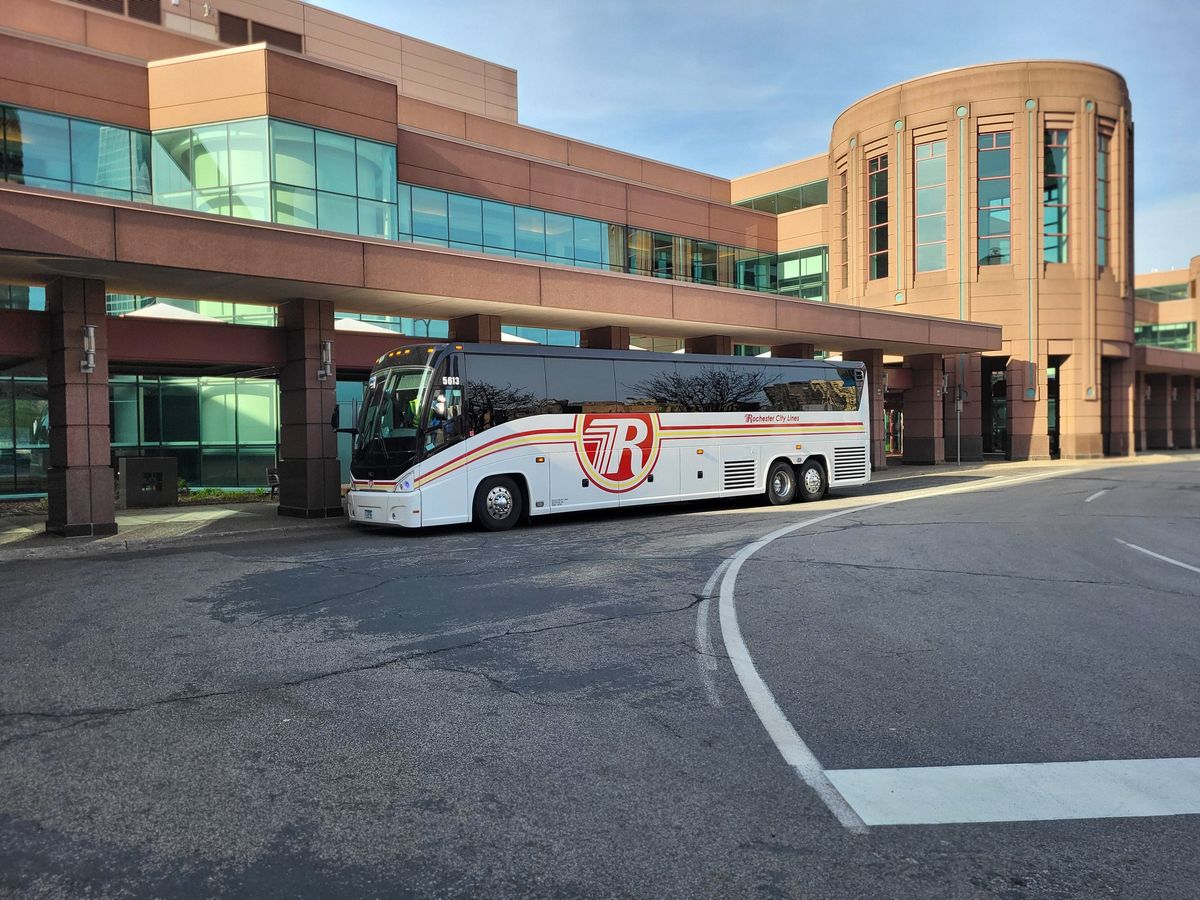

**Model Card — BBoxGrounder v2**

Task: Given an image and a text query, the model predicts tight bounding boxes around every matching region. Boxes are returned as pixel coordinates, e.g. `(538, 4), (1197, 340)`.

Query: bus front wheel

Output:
(474, 476), (524, 531)
(798, 460), (826, 502)
(765, 460), (797, 505)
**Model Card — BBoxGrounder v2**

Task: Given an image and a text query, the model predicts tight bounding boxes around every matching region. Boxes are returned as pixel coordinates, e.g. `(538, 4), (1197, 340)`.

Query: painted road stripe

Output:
(1084, 489), (1108, 503)
(712, 468), (1096, 833)
(826, 758), (1200, 826)
(694, 557), (731, 708)
(1115, 539), (1200, 575)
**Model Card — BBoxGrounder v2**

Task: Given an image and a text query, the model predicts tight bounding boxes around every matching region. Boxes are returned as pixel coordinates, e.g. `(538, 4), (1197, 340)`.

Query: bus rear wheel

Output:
(765, 460), (797, 505)
(798, 459), (826, 502)
(474, 476), (523, 531)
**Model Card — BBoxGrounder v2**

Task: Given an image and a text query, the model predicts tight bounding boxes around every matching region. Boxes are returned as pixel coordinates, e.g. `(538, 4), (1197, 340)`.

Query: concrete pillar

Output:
(278, 299), (342, 518)
(1058, 352), (1104, 459)
(770, 342), (815, 359)
(449, 314), (502, 344)
(941, 353), (983, 463)
(1144, 374), (1172, 450)
(1006, 357), (1051, 461)
(1172, 376), (1196, 449)
(580, 325), (630, 350)
(684, 334), (733, 355)
(843, 349), (886, 471)
(901, 354), (944, 465)
(45, 277), (116, 537)
(1106, 357), (1136, 457)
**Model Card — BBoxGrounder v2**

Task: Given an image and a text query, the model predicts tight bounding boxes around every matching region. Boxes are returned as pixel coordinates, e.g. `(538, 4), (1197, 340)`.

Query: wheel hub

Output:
(486, 487), (513, 519)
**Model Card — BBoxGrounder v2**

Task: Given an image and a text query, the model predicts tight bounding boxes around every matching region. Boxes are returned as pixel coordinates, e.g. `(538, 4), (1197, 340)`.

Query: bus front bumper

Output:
(346, 489), (422, 528)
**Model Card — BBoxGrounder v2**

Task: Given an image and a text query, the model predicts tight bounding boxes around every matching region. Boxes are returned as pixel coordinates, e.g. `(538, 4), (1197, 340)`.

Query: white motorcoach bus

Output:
(341, 343), (870, 530)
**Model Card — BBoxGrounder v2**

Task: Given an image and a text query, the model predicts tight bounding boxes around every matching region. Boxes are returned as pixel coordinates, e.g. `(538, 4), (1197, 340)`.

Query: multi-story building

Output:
(0, 0), (1196, 534)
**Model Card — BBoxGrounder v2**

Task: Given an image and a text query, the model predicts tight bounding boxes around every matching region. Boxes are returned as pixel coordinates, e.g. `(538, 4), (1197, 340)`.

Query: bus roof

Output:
(372, 342), (866, 373)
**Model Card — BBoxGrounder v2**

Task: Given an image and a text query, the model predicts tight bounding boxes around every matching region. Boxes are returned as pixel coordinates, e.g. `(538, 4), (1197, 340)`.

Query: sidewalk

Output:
(1, 451), (1195, 562)
(0, 500), (345, 562)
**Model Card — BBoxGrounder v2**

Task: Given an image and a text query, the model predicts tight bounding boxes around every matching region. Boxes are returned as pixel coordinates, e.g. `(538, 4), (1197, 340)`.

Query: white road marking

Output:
(711, 468), (1102, 833)
(1115, 538), (1200, 575)
(1084, 489), (1108, 503)
(694, 557), (732, 707)
(826, 757), (1200, 826)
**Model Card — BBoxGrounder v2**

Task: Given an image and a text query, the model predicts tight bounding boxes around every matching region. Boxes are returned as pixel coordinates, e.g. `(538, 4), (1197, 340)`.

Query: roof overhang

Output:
(0, 185), (1003, 356)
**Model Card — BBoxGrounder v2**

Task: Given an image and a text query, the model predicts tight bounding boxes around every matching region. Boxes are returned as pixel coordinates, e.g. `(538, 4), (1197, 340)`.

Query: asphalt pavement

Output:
(1, 454), (1198, 898)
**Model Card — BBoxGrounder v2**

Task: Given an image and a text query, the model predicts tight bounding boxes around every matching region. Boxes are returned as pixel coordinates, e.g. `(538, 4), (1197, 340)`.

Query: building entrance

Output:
(981, 357), (1009, 456)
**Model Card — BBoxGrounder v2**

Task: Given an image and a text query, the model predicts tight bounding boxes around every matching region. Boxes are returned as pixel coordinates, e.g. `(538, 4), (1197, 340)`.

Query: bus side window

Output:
(463, 354), (548, 433)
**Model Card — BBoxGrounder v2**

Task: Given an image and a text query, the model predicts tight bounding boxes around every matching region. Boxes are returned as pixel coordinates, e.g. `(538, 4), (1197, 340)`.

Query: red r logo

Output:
(575, 414), (661, 492)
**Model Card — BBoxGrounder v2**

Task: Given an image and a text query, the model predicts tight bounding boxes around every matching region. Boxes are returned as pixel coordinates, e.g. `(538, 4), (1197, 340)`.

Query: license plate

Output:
(363, 509), (374, 520)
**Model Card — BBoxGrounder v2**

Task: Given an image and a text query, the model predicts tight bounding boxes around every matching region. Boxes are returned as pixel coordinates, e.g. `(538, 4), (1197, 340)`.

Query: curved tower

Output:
(828, 61), (1133, 459)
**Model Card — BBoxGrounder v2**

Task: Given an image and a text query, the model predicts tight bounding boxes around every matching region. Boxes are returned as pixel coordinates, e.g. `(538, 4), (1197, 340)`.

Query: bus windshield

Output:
(354, 366), (432, 465)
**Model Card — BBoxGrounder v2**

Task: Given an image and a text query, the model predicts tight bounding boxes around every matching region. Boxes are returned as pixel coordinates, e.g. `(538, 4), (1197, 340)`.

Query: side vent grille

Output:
(833, 446), (868, 481)
(722, 459), (756, 491)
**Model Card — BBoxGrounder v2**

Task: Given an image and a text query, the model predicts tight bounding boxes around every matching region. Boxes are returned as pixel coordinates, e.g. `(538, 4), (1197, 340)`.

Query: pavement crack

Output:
(0, 595), (707, 750)
(245, 577), (397, 625)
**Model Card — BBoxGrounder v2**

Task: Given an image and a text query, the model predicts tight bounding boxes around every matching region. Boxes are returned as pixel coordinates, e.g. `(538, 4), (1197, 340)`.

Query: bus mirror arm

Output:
(330, 407), (359, 435)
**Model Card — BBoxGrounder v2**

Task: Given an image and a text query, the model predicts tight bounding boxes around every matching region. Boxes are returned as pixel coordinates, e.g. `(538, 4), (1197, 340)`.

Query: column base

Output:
(45, 522), (119, 538)
(278, 505), (345, 519)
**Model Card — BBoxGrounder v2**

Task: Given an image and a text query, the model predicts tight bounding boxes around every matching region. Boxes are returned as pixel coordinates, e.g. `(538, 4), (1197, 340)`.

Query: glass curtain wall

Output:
(110, 375), (279, 488)
(0, 104), (151, 201)
(1043, 129), (1070, 263)
(3, 101), (832, 305)
(0, 377), (50, 495)
(914, 139), (947, 272)
(398, 182), (827, 299)
(152, 117), (398, 239)
(978, 132), (1012, 265)
(0, 285), (46, 311)
(735, 179), (828, 214)
(867, 154), (889, 280)
(776, 247), (828, 300)
(1097, 132), (1110, 268)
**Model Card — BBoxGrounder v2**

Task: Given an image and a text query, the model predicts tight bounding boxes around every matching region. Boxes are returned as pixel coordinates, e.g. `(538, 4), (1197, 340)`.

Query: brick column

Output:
(1172, 376), (1196, 449)
(684, 334), (732, 355)
(580, 326), (630, 350)
(1057, 352), (1104, 459)
(278, 299), (342, 518)
(1006, 356), (1051, 461)
(1144, 374), (1172, 450)
(1105, 357), (1135, 456)
(770, 342), (815, 359)
(843, 349), (886, 471)
(942, 353), (983, 462)
(901, 354), (945, 465)
(449, 314), (502, 343)
(45, 277), (116, 537)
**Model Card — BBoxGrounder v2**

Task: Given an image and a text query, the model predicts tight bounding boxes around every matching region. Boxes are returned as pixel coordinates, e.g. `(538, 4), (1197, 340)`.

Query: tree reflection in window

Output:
(467, 381), (540, 433)
(624, 367), (773, 412)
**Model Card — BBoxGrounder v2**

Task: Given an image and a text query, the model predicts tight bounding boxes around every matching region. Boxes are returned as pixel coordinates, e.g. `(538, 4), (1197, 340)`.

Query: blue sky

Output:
(321, 0), (1197, 272)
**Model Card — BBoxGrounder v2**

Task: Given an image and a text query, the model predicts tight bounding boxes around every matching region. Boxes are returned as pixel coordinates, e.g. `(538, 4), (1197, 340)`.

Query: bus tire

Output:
(797, 459), (826, 502)
(765, 460), (797, 505)
(474, 476), (523, 531)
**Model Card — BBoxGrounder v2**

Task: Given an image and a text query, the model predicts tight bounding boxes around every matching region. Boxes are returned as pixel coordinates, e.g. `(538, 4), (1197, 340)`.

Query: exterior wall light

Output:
(318, 339), (333, 381)
(80, 324), (96, 374)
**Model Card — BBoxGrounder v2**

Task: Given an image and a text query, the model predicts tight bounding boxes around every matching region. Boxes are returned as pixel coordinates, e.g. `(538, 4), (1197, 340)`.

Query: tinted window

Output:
(465, 355), (548, 432)
(545, 358), (617, 413)
(765, 364), (859, 412)
(615, 361), (676, 411)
